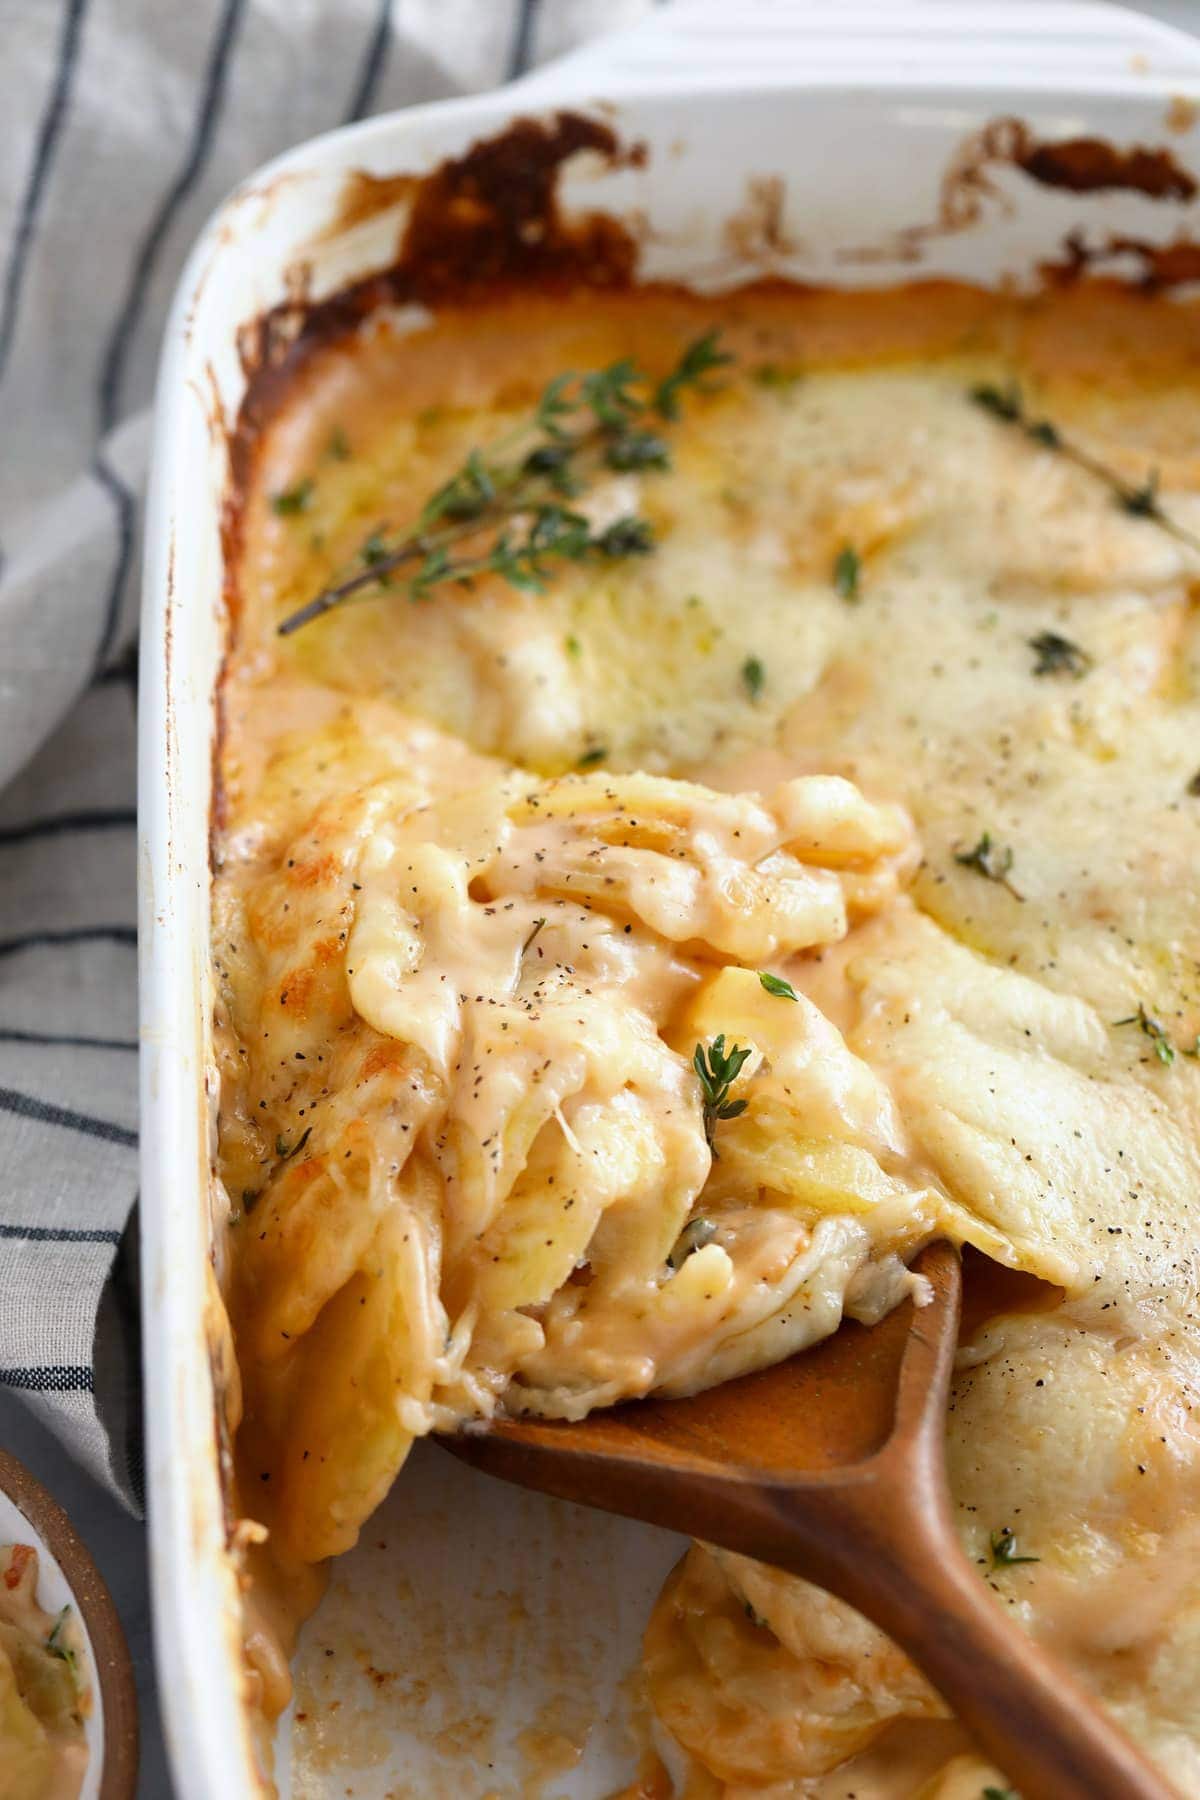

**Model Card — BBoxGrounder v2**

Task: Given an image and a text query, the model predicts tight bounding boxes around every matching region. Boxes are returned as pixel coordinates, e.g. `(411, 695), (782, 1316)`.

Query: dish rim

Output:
(138, 16), (1200, 1797)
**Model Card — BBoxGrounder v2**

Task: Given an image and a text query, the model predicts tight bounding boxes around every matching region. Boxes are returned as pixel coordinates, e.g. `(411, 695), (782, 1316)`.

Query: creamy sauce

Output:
(219, 282), (1200, 1795)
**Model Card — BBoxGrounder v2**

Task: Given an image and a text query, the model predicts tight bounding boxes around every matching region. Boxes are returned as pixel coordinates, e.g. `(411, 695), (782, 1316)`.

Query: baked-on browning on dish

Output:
(215, 278), (1200, 1794)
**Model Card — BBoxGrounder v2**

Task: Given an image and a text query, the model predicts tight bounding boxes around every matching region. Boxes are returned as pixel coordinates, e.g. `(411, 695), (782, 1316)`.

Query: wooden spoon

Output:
(440, 1241), (1177, 1800)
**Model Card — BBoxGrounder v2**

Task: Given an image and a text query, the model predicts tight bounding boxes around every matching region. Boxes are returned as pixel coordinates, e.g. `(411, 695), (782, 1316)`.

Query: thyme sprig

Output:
(694, 1034), (751, 1154)
(278, 332), (731, 636)
(970, 382), (1200, 555)
(954, 831), (1024, 901)
(989, 1527), (1039, 1570)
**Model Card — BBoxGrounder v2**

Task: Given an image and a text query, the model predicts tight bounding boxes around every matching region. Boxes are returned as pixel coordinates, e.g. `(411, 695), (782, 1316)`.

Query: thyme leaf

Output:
(970, 383), (1200, 554)
(667, 1216), (717, 1271)
(577, 745), (608, 769)
(582, 356), (642, 429)
(982, 1788), (1018, 1799)
(593, 515), (655, 558)
(271, 478), (314, 517)
(742, 655), (765, 701)
(693, 1033), (752, 1154)
(654, 329), (733, 419)
(603, 428), (670, 473)
(535, 372), (577, 439)
(989, 1528), (1039, 1570)
(758, 970), (798, 1001)
(954, 832), (1023, 901)
(833, 544), (861, 601)
(1028, 630), (1092, 679)
(421, 447), (496, 527)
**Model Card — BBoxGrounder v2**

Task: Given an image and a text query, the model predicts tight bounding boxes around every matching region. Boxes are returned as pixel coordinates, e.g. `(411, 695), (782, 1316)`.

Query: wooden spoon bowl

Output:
(441, 1242), (1177, 1800)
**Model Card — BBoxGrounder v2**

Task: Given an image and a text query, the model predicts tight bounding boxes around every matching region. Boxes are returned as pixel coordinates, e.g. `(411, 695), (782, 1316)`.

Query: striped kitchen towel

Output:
(0, 0), (654, 1514)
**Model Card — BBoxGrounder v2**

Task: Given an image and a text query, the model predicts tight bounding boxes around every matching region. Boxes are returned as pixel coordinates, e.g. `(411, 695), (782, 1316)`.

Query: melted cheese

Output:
(218, 281), (1200, 1795)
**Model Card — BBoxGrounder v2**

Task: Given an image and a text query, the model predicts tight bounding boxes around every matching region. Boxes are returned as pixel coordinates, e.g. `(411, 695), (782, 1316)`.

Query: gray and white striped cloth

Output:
(0, 0), (654, 1515)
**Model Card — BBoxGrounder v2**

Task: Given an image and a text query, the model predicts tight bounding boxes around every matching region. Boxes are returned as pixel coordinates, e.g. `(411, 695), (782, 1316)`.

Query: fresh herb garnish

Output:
(275, 1127), (312, 1161)
(989, 1528), (1039, 1570)
(833, 544), (861, 602)
(667, 1216), (717, 1270)
(654, 329), (732, 420)
(742, 655), (765, 701)
(521, 917), (546, 956)
(1114, 1002), (1176, 1066)
(422, 446), (496, 526)
(954, 832), (1023, 900)
(279, 334), (732, 635)
(565, 634), (582, 659)
(1028, 630), (1091, 679)
(603, 429), (670, 472)
(594, 516), (655, 559)
(271, 478), (314, 517)
(758, 971), (798, 1001)
(577, 745), (608, 769)
(360, 531), (391, 570)
(46, 1607), (77, 1673)
(693, 1034), (751, 1154)
(970, 383), (1200, 554)
(983, 1788), (1018, 1800)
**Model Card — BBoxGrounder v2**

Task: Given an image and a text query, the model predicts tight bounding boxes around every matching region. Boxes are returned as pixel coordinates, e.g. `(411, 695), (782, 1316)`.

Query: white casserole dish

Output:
(138, 5), (1200, 1795)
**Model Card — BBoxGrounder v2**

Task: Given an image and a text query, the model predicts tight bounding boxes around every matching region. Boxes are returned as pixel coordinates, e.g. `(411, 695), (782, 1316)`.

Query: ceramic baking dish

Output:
(138, 5), (1200, 1795)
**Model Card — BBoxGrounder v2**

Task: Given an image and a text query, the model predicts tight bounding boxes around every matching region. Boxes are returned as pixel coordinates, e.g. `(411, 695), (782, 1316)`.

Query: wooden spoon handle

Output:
(785, 1479), (1178, 1800)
